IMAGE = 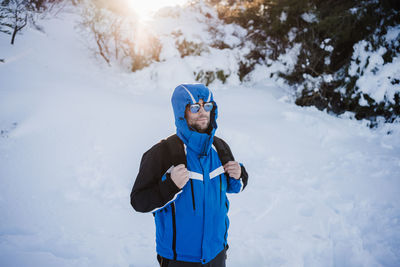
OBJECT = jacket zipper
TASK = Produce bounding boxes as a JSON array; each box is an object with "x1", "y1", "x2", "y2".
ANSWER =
[{"x1": 201, "y1": 137, "x2": 208, "y2": 156}]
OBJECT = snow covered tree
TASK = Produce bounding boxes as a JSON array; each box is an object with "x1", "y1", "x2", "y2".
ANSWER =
[
  {"x1": 78, "y1": 0, "x2": 161, "y2": 71},
  {"x1": 0, "y1": 0, "x2": 29, "y2": 44},
  {"x1": 213, "y1": 0, "x2": 400, "y2": 125},
  {"x1": 0, "y1": 0, "x2": 61, "y2": 44}
]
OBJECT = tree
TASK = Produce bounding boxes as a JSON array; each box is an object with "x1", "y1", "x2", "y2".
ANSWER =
[
  {"x1": 0, "y1": 0, "x2": 29, "y2": 44},
  {"x1": 78, "y1": 0, "x2": 161, "y2": 71},
  {"x1": 0, "y1": 0, "x2": 60, "y2": 44},
  {"x1": 214, "y1": 0, "x2": 400, "y2": 124}
]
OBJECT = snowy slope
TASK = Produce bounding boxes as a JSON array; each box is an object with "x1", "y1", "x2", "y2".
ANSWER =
[{"x1": 1, "y1": 7, "x2": 400, "y2": 267}]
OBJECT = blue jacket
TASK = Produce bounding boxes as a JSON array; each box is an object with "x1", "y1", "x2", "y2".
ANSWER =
[{"x1": 131, "y1": 84, "x2": 248, "y2": 263}]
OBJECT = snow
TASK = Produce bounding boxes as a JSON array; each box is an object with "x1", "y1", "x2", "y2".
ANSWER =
[
  {"x1": 324, "y1": 56, "x2": 331, "y2": 65},
  {"x1": 385, "y1": 25, "x2": 400, "y2": 43},
  {"x1": 1, "y1": 5, "x2": 400, "y2": 267},
  {"x1": 359, "y1": 95, "x2": 369, "y2": 106},
  {"x1": 349, "y1": 8, "x2": 358, "y2": 15},
  {"x1": 320, "y1": 38, "x2": 334, "y2": 52},
  {"x1": 288, "y1": 28, "x2": 297, "y2": 42},
  {"x1": 300, "y1": 12, "x2": 318, "y2": 23},
  {"x1": 349, "y1": 25, "x2": 400, "y2": 104},
  {"x1": 280, "y1": 11, "x2": 287, "y2": 23},
  {"x1": 247, "y1": 43, "x2": 302, "y2": 91},
  {"x1": 142, "y1": 2, "x2": 247, "y2": 86}
]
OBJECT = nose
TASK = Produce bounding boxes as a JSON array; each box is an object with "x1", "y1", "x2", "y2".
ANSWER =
[{"x1": 198, "y1": 105, "x2": 207, "y2": 114}]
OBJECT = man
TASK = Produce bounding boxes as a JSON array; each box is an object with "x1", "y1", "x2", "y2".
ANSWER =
[{"x1": 130, "y1": 83, "x2": 248, "y2": 266}]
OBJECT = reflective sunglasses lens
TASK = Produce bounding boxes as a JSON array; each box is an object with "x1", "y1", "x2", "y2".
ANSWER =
[
  {"x1": 204, "y1": 102, "x2": 213, "y2": 112},
  {"x1": 190, "y1": 104, "x2": 200, "y2": 113}
]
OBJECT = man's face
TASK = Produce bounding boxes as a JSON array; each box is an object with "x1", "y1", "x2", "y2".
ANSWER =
[{"x1": 185, "y1": 99, "x2": 211, "y2": 133}]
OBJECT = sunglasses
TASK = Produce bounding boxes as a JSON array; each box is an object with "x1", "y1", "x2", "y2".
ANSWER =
[{"x1": 189, "y1": 102, "x2": 214, "y2": 113}]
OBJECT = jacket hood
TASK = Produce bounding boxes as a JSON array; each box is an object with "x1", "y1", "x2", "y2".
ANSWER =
[{"x1": 171, "y1": 83, "x2": 218, "y2": 155}]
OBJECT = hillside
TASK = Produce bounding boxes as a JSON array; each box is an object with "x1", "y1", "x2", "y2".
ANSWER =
[{"x1": 1, "y1": 4, "x2": 400, "y2": 267}]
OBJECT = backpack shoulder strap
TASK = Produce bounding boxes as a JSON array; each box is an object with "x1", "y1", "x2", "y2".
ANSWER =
[
  {"x1": 163, "y1": 134, "x2": 234, "y2": 167},
  {"x1": 163, "y1": 134, "x2": 187, "y2": 167},
  {"x1": 213, "y1": 136, "x2": 235, "y2": 165}
]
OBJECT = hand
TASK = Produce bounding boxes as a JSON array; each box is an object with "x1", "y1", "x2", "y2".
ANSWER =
[
  {"x1": 170, "y1": 164, "x2": 189, "y2": 189},
  {"x1": 223, "y1": 161, "x2": 241, "y2": 180}
]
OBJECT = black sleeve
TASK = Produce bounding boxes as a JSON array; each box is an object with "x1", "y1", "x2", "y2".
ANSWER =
[
  {"x1": 217, "y1": 136, "x2": 249, "y2": 191},
  {"x1": 130, "y1": 142, "x2": 181, "y2": 213},
  {"x1": 240, "y1": 164, "x2": 249, "y2": 190}
]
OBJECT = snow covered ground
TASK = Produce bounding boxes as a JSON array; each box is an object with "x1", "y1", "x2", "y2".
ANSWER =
[{"x1": 1, "y1": 7, "x2": 400, "y2": 267}]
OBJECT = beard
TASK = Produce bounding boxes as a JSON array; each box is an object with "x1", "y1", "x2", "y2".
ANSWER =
[{"x1": 190, "y1": 117, "x2": 210, "y2": 133}]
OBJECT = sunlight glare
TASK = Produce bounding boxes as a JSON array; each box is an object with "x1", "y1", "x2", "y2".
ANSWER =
[{"x1": 128, "y1": 0, "x2": 189, "y2": 21}]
